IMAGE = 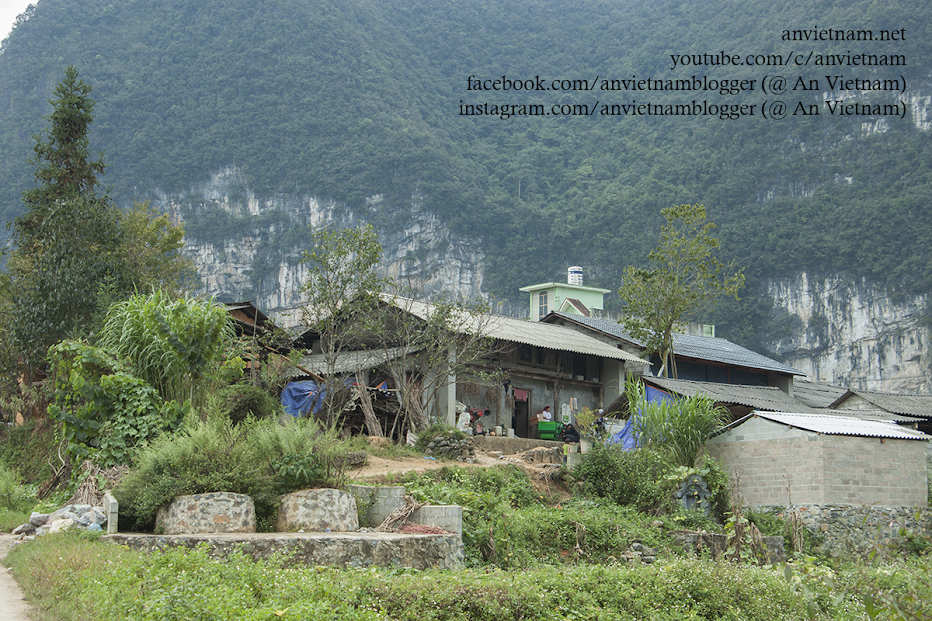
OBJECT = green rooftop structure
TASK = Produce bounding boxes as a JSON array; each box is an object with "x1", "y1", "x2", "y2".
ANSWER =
[{"x1": 520, "y1": 267, "x2": 610, "y2": 321}]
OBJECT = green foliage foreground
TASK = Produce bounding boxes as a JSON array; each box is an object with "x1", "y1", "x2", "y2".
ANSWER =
[{"x1": 2, "y1": 532, "x2": 863, "y2": 621}]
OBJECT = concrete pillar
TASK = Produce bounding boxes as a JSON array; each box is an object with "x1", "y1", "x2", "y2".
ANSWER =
[{"x1": 435, "y1": 345, "x2": 457, "y2": 426}]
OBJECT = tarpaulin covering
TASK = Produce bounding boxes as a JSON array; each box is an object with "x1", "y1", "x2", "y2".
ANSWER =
[
  {"x1": 281, "y1": 378, "x2": 355, "y2": 417},
  {"x1": 607, "y1": 384, "x2": 675, "y2": 450}
]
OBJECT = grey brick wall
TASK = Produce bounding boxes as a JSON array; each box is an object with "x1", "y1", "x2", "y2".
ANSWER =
[{"x1": 706, "y1": 416, "x2": 928, "y2": 507}]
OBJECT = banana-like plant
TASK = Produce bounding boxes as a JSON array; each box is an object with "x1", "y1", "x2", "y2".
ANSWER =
[{"x1": 98, "y1": 290, "x2": 236, "y2": 410}]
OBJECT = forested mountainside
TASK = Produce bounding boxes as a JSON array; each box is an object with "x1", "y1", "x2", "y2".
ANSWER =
[{"x1": 0, "y1": 0, "x2": 930, "y2": 387}]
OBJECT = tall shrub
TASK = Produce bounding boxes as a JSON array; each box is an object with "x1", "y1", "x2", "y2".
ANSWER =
[
  {"x1": 98, "y1": 291, "x2": 235, "y2": 410},
  {"x1": 625, "y1": 376, "x2": 727, "y2": 468}
]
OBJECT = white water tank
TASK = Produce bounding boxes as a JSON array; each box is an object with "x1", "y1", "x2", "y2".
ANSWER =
[{"x1": 568, "y1": 266, "x2": 583, "y2": 286}]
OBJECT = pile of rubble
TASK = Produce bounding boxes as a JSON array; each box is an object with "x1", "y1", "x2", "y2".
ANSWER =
[{"x1": 12, "y1": 504, "x2": 109, "y2": 540}]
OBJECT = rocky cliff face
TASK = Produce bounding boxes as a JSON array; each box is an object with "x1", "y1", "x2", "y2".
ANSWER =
[
  {"x1": 766, "y1": 273, "x2": 929, "y2": 393},
  {"x1": 151, "y1": 167, "x2": 487, "y2": 326}
]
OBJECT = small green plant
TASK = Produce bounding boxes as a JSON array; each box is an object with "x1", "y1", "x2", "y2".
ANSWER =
[
  {"x1": 577, "y1": 443, "x2": 679, "y2": 516},
  {"x1": 574, "y1": 406, "x2": 604, "y2": 440},
  {"x1": 271, "y1": 453, "x2": 324, "y2": 490}
]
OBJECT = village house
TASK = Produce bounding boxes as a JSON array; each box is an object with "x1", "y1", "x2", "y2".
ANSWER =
[{"x1": 705, "y1": 411, "x2": 929, "y2": 507}]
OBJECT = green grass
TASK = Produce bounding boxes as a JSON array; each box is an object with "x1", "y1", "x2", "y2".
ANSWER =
[{"x1": 5, "y1": 531, "x2": 854, "y2": 621}]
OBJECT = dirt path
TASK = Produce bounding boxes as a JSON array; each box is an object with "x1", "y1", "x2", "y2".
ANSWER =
[
  {"x1": 0, "y1": 534, "x2": 36, "y2": 621},
  {"x1": 347, "y1": 452, "x2": 504, "y2": 481}
]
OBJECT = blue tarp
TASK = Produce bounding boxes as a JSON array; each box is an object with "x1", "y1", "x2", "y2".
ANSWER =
[
  {"x1": 281, "y1": 378, "x2": 356, "y2": 417},
  {"x1": 606, "y1": 384, "x2": 675, "y2": 450}
]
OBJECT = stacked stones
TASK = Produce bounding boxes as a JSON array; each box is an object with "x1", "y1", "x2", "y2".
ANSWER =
[
  {"x1": 622, "y1": 542, "x2": 657, "y2": 564},
  {"x1": 12, "y1": 504, "x2": 108, "y2": 539},
  {"x1": 424, "y1": 435, "x2": 476, "y2": 461}
]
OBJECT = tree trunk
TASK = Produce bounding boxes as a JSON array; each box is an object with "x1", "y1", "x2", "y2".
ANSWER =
[{"x1": 355, "y1": 374, "x2": 384, "y2": 437}]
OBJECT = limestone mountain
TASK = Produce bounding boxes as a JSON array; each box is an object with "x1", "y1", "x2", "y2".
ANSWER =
[{"x1": 0, "y1": 0, "x2": 929, "y2": 389}]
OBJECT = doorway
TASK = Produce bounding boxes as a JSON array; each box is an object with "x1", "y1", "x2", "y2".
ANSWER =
[{"x1": 513, "y1": 388, "x2": 530, "y2": 438}]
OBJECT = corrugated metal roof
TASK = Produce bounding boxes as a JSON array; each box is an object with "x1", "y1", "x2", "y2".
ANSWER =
[
  {"x1": 818, "y1": 409, "x2": 926, "y2": 424},
  {"x1": 736, "y1": 411, "x2": 929, "y2": 441},
  {"x1": 792, "y1": 380, "x2": 850, "y2": 408},
  {"x1": 645, "y1": 377, "x2": 821, "y2": 413},
  {"x1": 299, "y1": 347, "x2": 415, "y2": 375},
  {"x1": 548, "y1": 312, "x2": 803, "y2": 375},
  {"x1": 831, "y1": 390, "x2": 932, "y2": 418},
  {"x1": 388, "y1": 297, "x2": 645, "y2": 364}
]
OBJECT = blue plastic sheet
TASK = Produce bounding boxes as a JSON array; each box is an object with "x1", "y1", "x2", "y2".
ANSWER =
[
  {"x1": 281, "y1": 378, "x2": 356, "y2": 417},
  {"x1": 606, "y1": 384, "x2": 674, "y2": 450}
]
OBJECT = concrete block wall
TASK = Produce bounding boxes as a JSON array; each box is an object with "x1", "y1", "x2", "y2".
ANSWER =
[
  {"x1": 706, "y1": 416, "x2": 929, "y2": 507},
  {"x1": 821, "y1": 435, "x2": 927, "y2": 506},
  {"x1": 348, "y1": 485, "x2": 463, "y2": 536},
  {"x1": 347, "y1": 485, "x2": 407, "y2": 527},
  {"x1": 411, "y1": 505, "x2": 463, "y2": 536},
  {"x1": 706, "y1": 416, "x2": 823, "y2": 506}
]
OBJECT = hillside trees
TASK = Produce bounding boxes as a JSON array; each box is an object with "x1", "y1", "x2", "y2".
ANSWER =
[{"x1": 618, "y1": 204, "x2": 745, "y2": 378}]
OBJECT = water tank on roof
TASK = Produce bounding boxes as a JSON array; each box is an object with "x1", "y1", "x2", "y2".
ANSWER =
[{"x1": 568, "y1": 266, "x2": 583, "y2": 286}]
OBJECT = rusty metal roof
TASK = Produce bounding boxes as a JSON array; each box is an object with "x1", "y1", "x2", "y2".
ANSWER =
[{"x1": 739, "y1": 411, "x2": 930, "y2": 441}]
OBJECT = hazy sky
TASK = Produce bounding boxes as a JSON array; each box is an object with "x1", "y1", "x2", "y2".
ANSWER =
[{"x1": 1, "y1": 1, "x2": 34, "y2": 44}]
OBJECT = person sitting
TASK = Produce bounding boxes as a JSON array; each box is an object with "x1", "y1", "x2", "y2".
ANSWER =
[{"x1": 561, "y1": 422, "x2": 580, "y2": 443}]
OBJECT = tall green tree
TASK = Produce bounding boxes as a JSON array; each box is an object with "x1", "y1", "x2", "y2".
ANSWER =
[
  {"x1": 8, "y1": 65, "x2": 119, "y2": 368},
  {"x1": 618, "y1": 204, "x2": 745, "y2": 378},
  {"x1": 4, "y1": 67, "x2": 195, "y2": 373},
  {"x1": 299, "y1": 223, "x2": 387, "y2": 425}
]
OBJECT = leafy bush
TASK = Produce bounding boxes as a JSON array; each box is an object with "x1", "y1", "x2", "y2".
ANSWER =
[
  {"x1": 115, "y1": 410, "x2": 352, "y2": 531},
  {"x1": 217, "y1": 383, "x2": 281, "y2": 425},
  {"x1": 47, "y1": 340, "x2": 188, "y2": 468},
  {"x1": 496, "y1": 499, "x2": 671, "y2": 567},
  {"x1": 625, "y1": 375, "x2": 727, "y2": 468},
  {"x1": 0, "y1": 419, "x2": 59, "y2": 485},
  {"x1": 98, "y1": 290, "x2": 236, "y2": 410},
  {"x1": 0, "y1": 463, "x2": 35, "y2": 513},
  {"x1": 402, "y1": 465, "x2": 544, "y2": 566},
  {"x1": 115, "y1": 411, "x2": 279, "y2": 531},
  {"x1": 578, "y1": 443, "x2": 679, "y2": 516}
]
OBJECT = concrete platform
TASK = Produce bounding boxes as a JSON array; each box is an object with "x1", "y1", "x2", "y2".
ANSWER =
[{"x1": 103, "y1": 531, "x2": 465, "y2": 570}]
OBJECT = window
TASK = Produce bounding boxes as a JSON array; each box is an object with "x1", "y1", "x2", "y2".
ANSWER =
[{"x1": 538, "y1": 292, "x2": 548, "y2": 319}]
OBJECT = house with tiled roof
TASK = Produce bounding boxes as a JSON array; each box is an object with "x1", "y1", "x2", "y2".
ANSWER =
[
  {"x1": 828, "y1": 389, "x2": 932, "y2": 435},
  {"x1": 542, "y1": 311, "x2": 804, "y2": 395}
]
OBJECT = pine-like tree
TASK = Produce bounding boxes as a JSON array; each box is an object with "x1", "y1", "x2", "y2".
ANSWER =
[{"x1": 7, "y1": 66, "x2": 120, "y2": 368}]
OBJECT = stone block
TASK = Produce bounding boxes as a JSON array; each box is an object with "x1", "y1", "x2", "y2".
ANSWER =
[
  {"x1": 348, "y1": 485, "x2": 406, "y2": 527},
  {"x1": 278, "y1": 488, "x2": 358, "y2": 532},
  {"x1": 103, "y1": 491, "x2": 119, "y2": 535},
  {"x1": 156, "y1": 492, "x2": 255, "y2": 535}
]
